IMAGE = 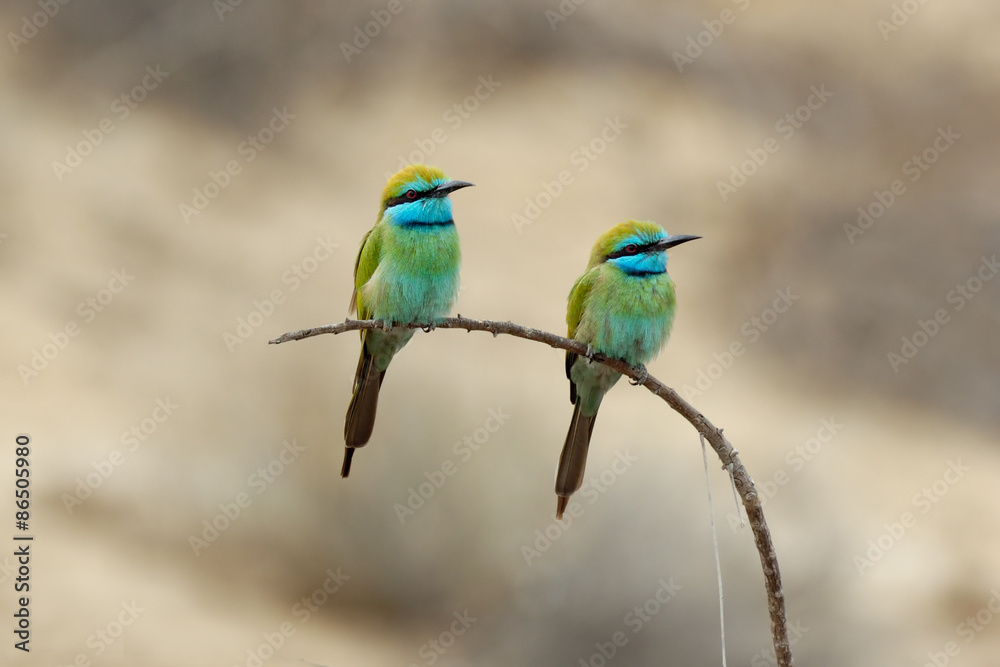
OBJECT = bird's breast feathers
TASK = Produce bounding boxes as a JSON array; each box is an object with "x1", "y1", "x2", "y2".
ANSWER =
[
  {"x1": 575, "y1": 268, "x2": 676, "y2": 366},
  {"x1": 359, "y1": 223, "x2": 460, "y2": 323}
]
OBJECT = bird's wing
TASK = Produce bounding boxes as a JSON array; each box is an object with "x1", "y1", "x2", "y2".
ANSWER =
[
  {"x1": 565, "y1": 268, "x2": 597, "y2": 404},
  {"x1": 349, "y1": 226, "x2": 381, "y2": 320}
]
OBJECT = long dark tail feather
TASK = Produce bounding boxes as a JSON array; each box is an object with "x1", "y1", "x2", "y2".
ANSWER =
[
  {"x1": 340, "y1": 448, "x2": 355, "y2": 478},
  {"x1": 555, "y1": 402, "x2": 598, "y2": 519},
  {"x1": 342, "y1": 346, "x2": 386, "y2": 477}
]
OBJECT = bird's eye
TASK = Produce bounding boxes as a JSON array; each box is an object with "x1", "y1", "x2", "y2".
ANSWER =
[
  {"x1": 624, "y1": 244, "x2": 638, "y2": 254},
  {"x1": 405, "y1": 189, "x2": 417, "y2": 200}
]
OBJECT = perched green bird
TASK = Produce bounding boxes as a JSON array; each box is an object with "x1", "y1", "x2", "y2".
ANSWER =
[
  {"x1": 342, "y1": 164, "x2": 473, "y2": 477},
  {"x1": 556, "y1": 220, "x2": 699, "y2": 518}
]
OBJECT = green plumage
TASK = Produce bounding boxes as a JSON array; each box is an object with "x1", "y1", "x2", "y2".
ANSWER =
[
  {"x1": 556, "y1": 220, "x2": 697, "y2": 517},
  {"x1": 342, "y1": 165, "x2": 471, "y2": 477},
  {"x1": 566, "y1": 264, "x2": 676, "y2": 414}
]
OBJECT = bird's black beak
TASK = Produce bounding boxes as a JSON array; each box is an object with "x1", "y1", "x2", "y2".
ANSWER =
[
  {"x1": 429, "y1": 180, "x2": 475, "y2": 198},
  {"x1": 654, "y1": 234, "x2": 701, "y2": 251}
]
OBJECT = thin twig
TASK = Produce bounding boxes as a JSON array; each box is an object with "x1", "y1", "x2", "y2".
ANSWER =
[{"x1": 270, "y1": 317, "x2": 794, "y2": 667}]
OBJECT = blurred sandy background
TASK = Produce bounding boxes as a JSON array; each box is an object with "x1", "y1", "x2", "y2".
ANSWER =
[{"x1": 2, "y1": 1, "x2": 1000, "y2": 665}]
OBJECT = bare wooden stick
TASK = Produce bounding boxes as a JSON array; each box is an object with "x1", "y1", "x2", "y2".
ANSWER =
[{"x1": 270, "y1": 316, "x2": 793, "y2": 666}]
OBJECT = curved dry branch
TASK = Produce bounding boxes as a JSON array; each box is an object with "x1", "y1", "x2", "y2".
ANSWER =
[{"x1": 271, "y1": 316, "x2": 793, "y2": 666}]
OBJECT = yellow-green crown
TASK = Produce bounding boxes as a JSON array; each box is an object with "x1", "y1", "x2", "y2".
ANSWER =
[
  {"x1": 381, "y1": 164, "x2": 447, "y2": 205},
  {"x1": 589, "y1": 220, "x2": 665, "y2": 267}
]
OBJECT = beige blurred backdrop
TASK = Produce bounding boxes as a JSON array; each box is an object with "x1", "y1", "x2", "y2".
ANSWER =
[{"x1": 2, "y1": 1, "x2": 1000, "y2": 665}]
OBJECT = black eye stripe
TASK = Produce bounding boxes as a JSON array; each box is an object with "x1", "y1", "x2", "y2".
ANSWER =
[
  {"x1": 605, "y1": 241, "x2": 659, "y2": 260},
  {"x1": 386, "y1": 188, "x2": 429, "y2": 208}
]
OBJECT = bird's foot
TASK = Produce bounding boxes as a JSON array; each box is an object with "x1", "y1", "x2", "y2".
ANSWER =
[
  {"x1": 421, "y1": 322, "x2": 435, "y2": 333},
  {"x1": 629, "y1": 365, "x2": 648, "y2": 386}
]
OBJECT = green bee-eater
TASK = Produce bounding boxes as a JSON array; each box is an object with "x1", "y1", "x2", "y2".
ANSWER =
[
  {"x1": 342, "y1": 165, "x2": 473, "y2": 477},
  {"x1": 556, "y1": 220, "x2": 700, "y2": 518}
]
